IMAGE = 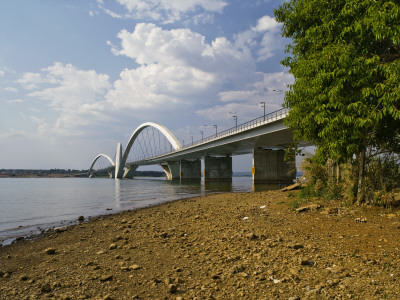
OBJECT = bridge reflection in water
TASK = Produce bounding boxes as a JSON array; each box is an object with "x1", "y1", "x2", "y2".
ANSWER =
[{"x1": 89, "y1": 108, "x2": 302, "y2": 185}]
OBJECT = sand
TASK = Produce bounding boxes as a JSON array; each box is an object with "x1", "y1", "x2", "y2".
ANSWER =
[{"x1": 1, "y1": 190, "x2": 400, "y2": 299}]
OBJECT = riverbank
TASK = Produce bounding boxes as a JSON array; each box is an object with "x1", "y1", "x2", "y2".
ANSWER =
[{"x1": 1, "y1": 190, "x2": 400, "y2": 299}]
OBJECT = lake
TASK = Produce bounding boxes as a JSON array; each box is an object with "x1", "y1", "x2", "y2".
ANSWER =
[{"x1": 0, "y1": 177, "x2": 279, "y2": 245}]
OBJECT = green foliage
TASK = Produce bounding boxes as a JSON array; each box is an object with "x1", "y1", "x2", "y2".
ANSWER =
[
  {"x1": 299, "y1": 153, "x2": 400, "y2": 205},
  {"x1": 274, "y1": 1, "x2": 400, "y2": 166},
  {"x1": 290, "y1": 198, "x2": 302, "y2": 209}
]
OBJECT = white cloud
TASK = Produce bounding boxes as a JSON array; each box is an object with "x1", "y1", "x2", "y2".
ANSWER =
[
  {"x1": 2, "y1": 87, "x2": 18, "y2": 93},
  {"x1": 111, "y1": 23, "x2": 256, "y2": 85},
  {"x1": 19, "y1": 62, "x2": 111, "y2": 108},
  {"x1": 13, "y1": 16, "x2": 288, "y2": 142},
  {"x1": 198, "y1": 71, "x2": 294, "y2": 122},
  {"x1": 17, "y1": 72, "x2": 47, "y2": 90},
  {"x1": 15, "y1": 63, "x2": 112, "y2": 138},
  {"x1": 7, "y1": 99, "x2": 23, "y2": 104},
  {"x1": 234, "y1": 15, "x2": 282, "y2": 62},
  {"x1": 252, "y1": 15, "x2": 280, "y2": 32},
  {"x1": 0, "y1": 70, "x2": 5, "y2": 77},
  {"x1": 113, "y1": 0, "x2": 228, "y2": 23},
  {"x1": 106, "y1": 64, "x2": 216, "y2": 109},
  {"x1": 219, "y1": 72, "x2": 293, "y2": 103}
]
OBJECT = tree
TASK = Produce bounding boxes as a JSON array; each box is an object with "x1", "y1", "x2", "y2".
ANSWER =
[{"x1": 274, "y1": 0, "x2": 400, "y2": 201}]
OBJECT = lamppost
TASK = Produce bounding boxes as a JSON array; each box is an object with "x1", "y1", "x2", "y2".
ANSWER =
[
  {"x1": 272, "y1": 89, "x2": 283, "y2": 108},
  {"x1": 200, "y1": 131, "x2": 203, "y2": 140},
  {"x1": 260, "y1": 101, "x2": 265, "y2": 121},
  {"x1": 229, "y1": 111, "x2": 237, "y2": 128},
  {"x1": 232, "y1": 115, "x2": 237, "y2": 127},
  {"x1": 204, "y1": 124, "x2": 217, "y2": 136},
  {"x1": 190, "y1": 136, "x2": 193, "y2": 145},
  {"x1": 182, "y1": 139, "x2": 185, "y2": 146}
]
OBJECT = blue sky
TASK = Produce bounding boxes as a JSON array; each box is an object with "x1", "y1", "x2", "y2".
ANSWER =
[{"x1": 0, "y1": 0, "x2": 292, "y2": 171}]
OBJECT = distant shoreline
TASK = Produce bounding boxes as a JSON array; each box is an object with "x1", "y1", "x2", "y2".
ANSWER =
[{"x1": 0, "y1": 169, "x2": 165, "y2": 178}]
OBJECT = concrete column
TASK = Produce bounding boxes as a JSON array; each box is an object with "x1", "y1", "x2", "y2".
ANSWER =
[
  {"x1": 160, "y1": 162, "x2": 180, "y2": 180},
  {"x1": 180, "y1": 159, "x2": 201, "y2": 180},
  {"x1": 115, "y1": 142, "x2": 123, "y2": 179},
  {"x1": 204, "y1": 156, "x2": 232, "y2": 181},
  {"x1": 123, "y1": 165, "x2": 137, "y2": 178},
  {"x1": 253, "y1": 148, "x2": 296, "y2": 184}
]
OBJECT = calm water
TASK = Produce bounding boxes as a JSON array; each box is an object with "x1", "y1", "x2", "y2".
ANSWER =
[{"x1": 0, "y1": 177, "x2": 278, "y2": 244}]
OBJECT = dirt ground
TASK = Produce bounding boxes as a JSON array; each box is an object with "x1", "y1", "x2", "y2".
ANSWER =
[{"x1": 1, "y1": 189, "x2": 400, "y2": 299}]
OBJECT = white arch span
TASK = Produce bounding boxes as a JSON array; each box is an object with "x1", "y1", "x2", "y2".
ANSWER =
[
  {"x1": 116, "y1": 122, "x2": 182, "y2": 178},
  {"x1": 88, "y1": 154, "x2": 115, "y2": 177}
]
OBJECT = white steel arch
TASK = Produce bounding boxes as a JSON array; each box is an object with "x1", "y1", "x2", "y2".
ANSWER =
[
  {"x1": 88, "y1": 154, "x2": 115, "y2": 176},
  {"x1": 116, "y1": 122, "x2": 182, "y2": 178}
]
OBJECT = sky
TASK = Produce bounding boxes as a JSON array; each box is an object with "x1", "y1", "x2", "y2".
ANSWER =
[{"x1": 0, "y1": 0, "x2": 293, "y2": 171}]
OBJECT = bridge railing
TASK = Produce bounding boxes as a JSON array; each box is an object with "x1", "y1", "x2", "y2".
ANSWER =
[
  {"x1": 127, "y1": 108, "x2": 288, "y2": 165},
  {"x1": 194, "y1": 107, "x2": 289, "y2": 146}
]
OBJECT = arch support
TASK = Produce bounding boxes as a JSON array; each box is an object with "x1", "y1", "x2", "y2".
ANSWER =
[
  {"x1": 115, "y1": 143, "x2": 123, "y2": 179},
  {"x1": 88, "y1": 154, "x2": 115, "y2": 177},
  {"x1": 116, "y1": 122, "x2": 182, "y2": 179}
]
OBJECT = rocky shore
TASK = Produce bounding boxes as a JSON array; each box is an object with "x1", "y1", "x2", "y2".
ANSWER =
[{"x1": 1, "y1": 190, "x2": 400, "y2": 299}]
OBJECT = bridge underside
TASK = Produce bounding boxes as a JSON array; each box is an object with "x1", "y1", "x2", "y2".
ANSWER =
[
  {"x1": 124, "y1": 148, "x2": 295, "y2": 184},
  {"x1": 111, "y1": 115, "x2": 306, "y2": 184}
]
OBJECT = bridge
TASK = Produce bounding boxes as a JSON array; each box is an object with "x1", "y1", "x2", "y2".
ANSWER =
[{"x1": 88, "y1": 108, "x2": 297, "y2": 184}]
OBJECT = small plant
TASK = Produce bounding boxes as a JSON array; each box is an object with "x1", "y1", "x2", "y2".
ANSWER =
[{"x1": 290, "y1": 199, "x2": 301, "y2": 209}]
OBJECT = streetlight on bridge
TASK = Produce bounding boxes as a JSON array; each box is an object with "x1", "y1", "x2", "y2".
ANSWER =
[
  {"x1": 229, "y1": 111, "x2": 237, "y2": 128},
  {"x1": 232, "y1": 115, "x2": 237, "y2": 127},
  {"x1": 260, "y1": 102, "x2": 266, "y2": 121},
  {"x1": 204, "y1": 124, "x2": 218, "y2": 136},
  {"x1": 200, "y1": 131, "x2": 203, "y2": 141},
  {"x1": 272, "y1": 89, "x2": 284, "y2": 108}
]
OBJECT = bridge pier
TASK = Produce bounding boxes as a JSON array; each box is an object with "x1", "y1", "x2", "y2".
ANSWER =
[
  {"x1": 252, "y1": 148, "x2": 296, "y2": 184},
  {"x1": 161, "y1": 160, "x2": 201, "y2": 180},
  {"x1": 123, "y1": 165, "x2": 137, "y2": 178},
  {"x1": 204, "y1": 156, "x2": 232, "y2": 181},
  {"x1": 160, "y1": 162, "x2": 180, "y2": 180},
  {"x1": 180, "y1": 159, "x2": 201, "y2": 180}
]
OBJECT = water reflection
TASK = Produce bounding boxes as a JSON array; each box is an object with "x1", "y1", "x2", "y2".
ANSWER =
[
  {"x1": 204, "y1": 181, "x2": 233, "y2": 193},
  {"x1": 252, "y1": 183, "x2": 281, "y2": 192}
]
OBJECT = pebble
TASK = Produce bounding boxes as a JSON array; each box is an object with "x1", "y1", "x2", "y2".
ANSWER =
[
  {"x1": 20, "y1": 275, "x2": 29, "y2": 281},
  {"x1": 100, "y1": 275, "x2": 113, "y2": 282},
  {"x1": 130, "y1": 264, "x2": 141, "y2": 270},
  {"x1": 169, "y1": 284, "x2": 178, "y2": 294},
  {"x1": 109, "y1": 243, "x2": 117, "y2": 250},
  {"x1": 246, "y1": 233, "x2": 258, "y2": 240},
  {"x1": 296, "y1": 204, "x2": 322, "y2": 213},
  {"x1": 44, "y1": 248, "x2": 56, "y2": 255},
  {"x1": 77, "y1": 216, "x2": 85, "y2": 222},
  {"x1": 160, "y1": 232, "x2": 168, "y2": 238},
  {"x1": 41, "y1": 283, "x2": 52, "y2": 293}
]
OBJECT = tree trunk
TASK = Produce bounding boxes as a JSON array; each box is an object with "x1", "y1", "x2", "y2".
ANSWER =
[
  {"x1": 336, "y1": 162, "x2": 340, "y2": 184},
  {"x1": 357, "y1": 149, "x2": 366, "y2": 203}
]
